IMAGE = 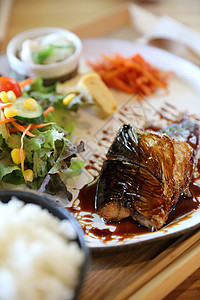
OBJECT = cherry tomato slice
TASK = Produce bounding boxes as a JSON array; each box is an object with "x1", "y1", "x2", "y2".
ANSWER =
[{"x1": 0, "y1": 77, "x2": 22, "y2": 97}]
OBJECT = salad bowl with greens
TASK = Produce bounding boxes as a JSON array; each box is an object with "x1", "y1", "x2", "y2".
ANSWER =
[{"x1": 0, "y1": 76, "x2": 86, "y2": 199}]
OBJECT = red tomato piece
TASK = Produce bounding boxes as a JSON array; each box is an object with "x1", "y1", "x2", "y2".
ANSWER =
[{"x1": 0, "y1": 77, "x2": 22, "y2": 97}]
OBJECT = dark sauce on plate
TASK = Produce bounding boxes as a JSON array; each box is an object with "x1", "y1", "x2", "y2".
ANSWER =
[
  {"x1": 69, "y1": 104, "x2": 200, "y2": 242},
  {"x1": 73, "y1": 172, "x2": 200, "y2": 242}
]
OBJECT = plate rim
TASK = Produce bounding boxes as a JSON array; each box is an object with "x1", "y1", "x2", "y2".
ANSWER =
[
  {"x1": 78, "y1": 38, "x2": 200, "y2": 249},
  {"x1": 1, "y1": 37, "x2": 200, "y2": 250}
]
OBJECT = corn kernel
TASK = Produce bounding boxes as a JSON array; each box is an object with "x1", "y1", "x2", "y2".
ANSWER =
[
  {"x1": 11, "y1": 149, "x2": 21, "y2": 165},
  {"x1": 63, "y1": 93, "x2": 76, "y2": 106},
  {"x1": 24, "y1": 98, "x2": 38, "y2": 111},
  {"x1": 24, "y1": 169, "x2": 34, "y2": 182},
  {"x1": 0, "y1": 91, "x2": 9, "y2": 103},
  {"x1": 4, "y1": 108, "x2": 18, "y2": 118},
  {"x1": 7, "y1": 90, "x2": 16, "y2": 102}
]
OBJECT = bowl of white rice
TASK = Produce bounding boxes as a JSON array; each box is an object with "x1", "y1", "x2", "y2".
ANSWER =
[{"x1": 0, "y1": 190, "x2": 89, "y2": 300}]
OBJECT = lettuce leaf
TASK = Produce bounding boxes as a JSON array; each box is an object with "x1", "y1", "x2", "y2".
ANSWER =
[
  {"x1": 62, "y1": 159, "x2": 85, "y2": 179},
  {"x1": 22, "y1": 76, "x2": 93, "y2": 114},
  {"x1": 0, "y1": 76, "x2": 85, "y2": 198},
  {"x1": 0, "y1": 166, "x2": 24, "y2": 185},
  {"x1": 23, "y1": 76, "x2": 56, "y2": 94},
  {"x1": 0, "y1": 148, "x2": 24, "y2": 184}
]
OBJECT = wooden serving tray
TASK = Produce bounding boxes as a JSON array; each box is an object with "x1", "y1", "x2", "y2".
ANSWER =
[
  {"x1": 79, "y1": 229, "x2": 200, "y2": 300},
  {"x1": 0, "y1": 0, "x2": 13, "y2": 53},
  {"x1": 70, "y1": 4, "x2": 200, "y2": 300},
  {"x1": 71, "y1": 3, "x2": 156, "y2": 42}
]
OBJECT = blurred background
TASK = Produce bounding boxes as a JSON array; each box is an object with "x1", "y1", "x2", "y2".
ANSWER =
[
  {"x1": 0, "y1": 0, "x2": 200, "y2": 54},
  {"x1": 0, "y1": 1, "x2": 200, "y2": 299}
]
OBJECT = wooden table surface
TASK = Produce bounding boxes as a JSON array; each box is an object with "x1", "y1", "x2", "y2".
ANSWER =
[{"x1": 1, "y1": 0, "x2": 200, "y2": 299}]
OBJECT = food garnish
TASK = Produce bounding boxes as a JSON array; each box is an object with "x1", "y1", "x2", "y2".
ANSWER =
[
  {"x1": 23, "y1": 76, "x2": 93, "y2": 114},
  {"x1": 0, "y1": 77, "x2": 22, "y2": 97},
  {"x1": 95, "y1": 121, "x2": 199, "y2": 231},
  {"x1": 0, "y1": 76, "x2": 84, "y2": 197},
  {"x1": 77, "y1": 72, "x2": 117, "y2": 119},
  {"x1": 32, "y1": 44, "x2": 76, "y2": 64},
  {"x1": 19, "y1": 33, "x2": 76, "y2": 65},
  {"x1": 19, "y1": 77, "x2": 35, "y2": 89},
  {"x1": 87, "y1": 53, "x2": 170, "y2": 98},
  {"x1": 57, "y1": 72, "x2": 118, "y2": 119}
]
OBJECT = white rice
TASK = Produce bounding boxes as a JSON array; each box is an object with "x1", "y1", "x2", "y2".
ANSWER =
[{"x1": 0, "y1": 197, "x2": 84, "y2": 300}]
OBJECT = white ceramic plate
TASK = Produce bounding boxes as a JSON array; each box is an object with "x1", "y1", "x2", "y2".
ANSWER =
[
  {"x1": 67, "y1": 38, "x2": 200, "y2": 249},
  {"x1": 1, "y1": 38, "x2": 200, "y2": 249}
]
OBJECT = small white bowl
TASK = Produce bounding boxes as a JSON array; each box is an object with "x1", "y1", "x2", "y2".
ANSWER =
[
  {"x1": 6, "y1": 27, "x2": 82, "y2": 83},
  {"x1": 0, "y1": 190, "x2": 89, "y2": 300}
]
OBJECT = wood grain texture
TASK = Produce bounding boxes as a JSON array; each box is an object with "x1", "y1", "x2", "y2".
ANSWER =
[
  {"x1": 0, "y1": 0, "x2": 13, "y2": 51},
  {"x1": 78, "y1": 238, "x2": 177, "y2": 300},
  {"x1": 2, "y1": 0, "x2": 200, "y2": 53},
  {"x1": 165, "y1": 269, "x2": 200, "y2": 300},
  {"x1": 78, "y1": 230, "x2": 200, "y2": 300}
]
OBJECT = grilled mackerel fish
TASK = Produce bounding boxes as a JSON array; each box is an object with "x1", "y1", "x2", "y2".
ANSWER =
[{"x1": 95, "y1": 121, "x2": 200, "y2": 231}]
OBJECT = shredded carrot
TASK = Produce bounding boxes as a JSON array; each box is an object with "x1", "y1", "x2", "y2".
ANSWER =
[
  {"x1": 19, "y1": 78, "x2": 35, "y2": 89},
  {"x1": 109, "y1": 77, "x2": 134, "y2": 94},
  {"x1": 5, "y1": 123, "x2": 19, "y2": 144},
  {"x1": 5, "y1": 123, "x2": 10, "y2": 136},
  {"x1": 20, "y1": 124, "x2": 32, "y2": 182},
  {"x1": 87, "y1": 53, "x2": 171, "y2": 98},
  {"x1": 11, "y1": 121, "x2": 35, "y2": 137},
  {"x1": 0, "y1": 103, "x2": 13, "y2": 108},
  {"x1": 10, "y1": 122, "x2": 54, "y2": 133},
  {"x1": 30, "y1": 122, "x2": 55, "y2": 129},
  {"x1": 0, "y1": 103, "x2": 13, "y2": 122},
  {"x1": 0, "y1": 117, "x2": 16, "y2": 125},
  {"x1": 43, "y1": 106, "x2": 54, "y2": 116},
  {"x1": 10, "y1": 127, "x2": 19, "y2": 133}
]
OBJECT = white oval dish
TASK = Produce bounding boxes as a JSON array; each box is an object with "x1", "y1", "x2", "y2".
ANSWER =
[
  {"x1": 6, "y1": 27, "x2": 82, "y2": 81},
  {"x1": 2, "y1": 38, "x2": 200, "y2": 250},
  {"x1": 68, "y1": 38, "x2": 200, "y2": 249}
]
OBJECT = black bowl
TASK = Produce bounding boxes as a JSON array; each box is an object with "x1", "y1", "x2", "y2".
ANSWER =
[{"x1": 0, "y1": 189, "x2": 89, "y2": 300}]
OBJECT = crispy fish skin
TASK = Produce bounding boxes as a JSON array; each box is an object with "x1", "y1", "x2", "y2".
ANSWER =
[
  {"x1": 161, "y1": 120, "x2": 200, "y2": 197},
  {"x1": 95, "y1": 122, "x2": 199, "y2": 231}
]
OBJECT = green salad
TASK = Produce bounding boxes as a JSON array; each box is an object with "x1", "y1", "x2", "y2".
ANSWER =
[{"x1": 0, "y1": 76, "x2": 87, "y2": 199}]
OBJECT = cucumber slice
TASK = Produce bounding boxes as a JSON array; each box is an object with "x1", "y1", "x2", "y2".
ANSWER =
[{"x1": 12, "y1": 97, "x2": 44, "y2": 124}]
